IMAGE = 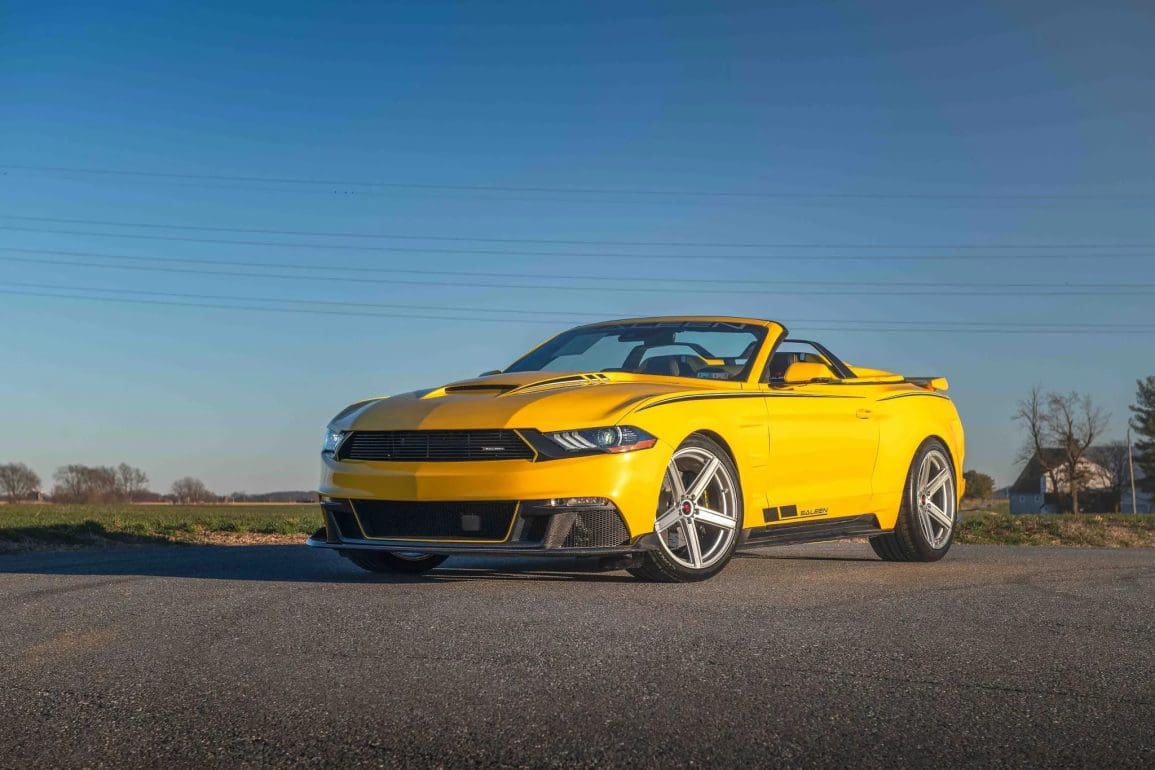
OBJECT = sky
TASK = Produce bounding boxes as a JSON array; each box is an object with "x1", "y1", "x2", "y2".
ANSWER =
[{"x1": 1, "y1": 0, "x2": 1153, "y2": 494}]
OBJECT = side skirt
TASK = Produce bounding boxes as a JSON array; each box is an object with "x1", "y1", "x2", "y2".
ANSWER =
[{"x1": 738, "y1": 514, "x2": 887, "y2": 549}]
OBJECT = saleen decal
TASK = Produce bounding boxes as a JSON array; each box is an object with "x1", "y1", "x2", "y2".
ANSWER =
[{"x1": 763, "y1": 504, "x2": 827, "y2": 522}]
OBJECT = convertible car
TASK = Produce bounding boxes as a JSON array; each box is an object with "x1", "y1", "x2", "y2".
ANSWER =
[{"x1": 309, "y1": 316, "x2": 965, "y2": 581}]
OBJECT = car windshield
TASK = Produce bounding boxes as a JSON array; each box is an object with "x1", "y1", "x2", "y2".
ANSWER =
[{"x1": 505, "y1": 321, "x2": 767, "y2": 381}]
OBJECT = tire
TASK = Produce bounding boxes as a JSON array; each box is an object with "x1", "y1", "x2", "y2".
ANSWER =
[
  {"x1": 341, "y1": 550, "x2": 449, "y2": 574},
  {"x1": 870, "y1": 438, "x2": 958, "y2": 562},
  {"x1": 628, "y1": 434, "x2": 743, "y2": 582}
]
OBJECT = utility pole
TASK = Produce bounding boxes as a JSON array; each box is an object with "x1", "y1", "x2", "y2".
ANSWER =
[{"x1": 1127, "y1": 427, "x2": 1138, "y2": 515}]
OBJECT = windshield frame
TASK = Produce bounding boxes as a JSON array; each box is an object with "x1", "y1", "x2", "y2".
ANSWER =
[{"x1": 505, "y1": 320, "x2": 772, "y2": 382}]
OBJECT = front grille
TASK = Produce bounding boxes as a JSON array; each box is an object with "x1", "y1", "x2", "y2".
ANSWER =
[
  {"x1": 338, "y1": 430, "x2": 534, "y2": 462},
  {"x1": 562, "y1": 509, "x2": 631, "y2": 548},
  {"x1": 350, "y1": 499, "x2": 517, "y2": 540}
]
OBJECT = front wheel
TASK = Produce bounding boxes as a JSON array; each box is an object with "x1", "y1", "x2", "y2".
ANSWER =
[
  {"x1": 628, "y1": 434, "x2": 743, "y2": 582},
  {"x1": 341, "y1": 550, "x2": 449, "y2": 574},
  {"x1": 870, "y1": 438, "x2": 958, "y2": 562}
]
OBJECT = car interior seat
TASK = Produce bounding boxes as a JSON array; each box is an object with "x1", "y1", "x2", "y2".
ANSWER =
[{"x1": 638, "y1": 354, "x2": 699, "y2": 377}]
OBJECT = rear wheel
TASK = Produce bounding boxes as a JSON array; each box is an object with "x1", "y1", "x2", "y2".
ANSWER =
[
  {"x1": 341, "y1": 550, "x2": 448, "y2": 574},
  {"x1": 628, "y1": 434, "x2": 743, "y2": 582},
  {"x1": 870, "y1": 438, "x2": 957, "y2": 562}
]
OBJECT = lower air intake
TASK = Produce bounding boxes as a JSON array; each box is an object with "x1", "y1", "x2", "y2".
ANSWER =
[
  {"x1": 562, "y1": 509, "x2": 631, "y2": 548},
  {"x1": 350, "y1": 500, "x2": 516, "y2": 541}
]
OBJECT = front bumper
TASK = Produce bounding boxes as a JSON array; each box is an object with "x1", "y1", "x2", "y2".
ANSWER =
[
  {"x1": 319, "y1": 442, "x2": 671, "y2": 539},
  {"x1": 307, "y1": 498, "x2": 661, "y2": 557}
]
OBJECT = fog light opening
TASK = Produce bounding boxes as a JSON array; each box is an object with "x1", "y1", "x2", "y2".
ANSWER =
[{"x1": 545, "y1": 496, "x2": 614, "y2": 509}]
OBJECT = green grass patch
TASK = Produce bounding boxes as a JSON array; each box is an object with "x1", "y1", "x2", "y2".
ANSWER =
[
  {"x1": 957, "y1": 512, "x2": 1155, "y2": 547},
  {"x1": 0, "y1": 503, "x2": 321, "y2": 550}
]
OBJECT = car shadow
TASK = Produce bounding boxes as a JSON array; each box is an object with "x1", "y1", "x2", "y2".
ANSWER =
[
  {"x1": 733, "y1": 546, "x2": 881, "y2": 563},
  {"x1": 0, "y1": 544, "x2": 641, "y2": 584}
]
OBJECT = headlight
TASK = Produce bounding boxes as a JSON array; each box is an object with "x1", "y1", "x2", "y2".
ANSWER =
[
  {"x1": 543, "y1": 425, "x2": 657, "y2": 455},
  {"x1": 321, "y1": 428, "x2": 347, "y2": 457}
]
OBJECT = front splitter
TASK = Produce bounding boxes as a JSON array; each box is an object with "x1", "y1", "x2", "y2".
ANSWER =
[{"x1": 306, "y1": 533, "x2": 660, "y2": 558}]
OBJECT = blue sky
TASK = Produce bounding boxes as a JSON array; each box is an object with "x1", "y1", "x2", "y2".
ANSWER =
[{"x1": 1, "y1": 0, "x2": 1153, "y2": 493}]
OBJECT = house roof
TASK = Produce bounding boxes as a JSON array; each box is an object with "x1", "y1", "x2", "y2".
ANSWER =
[{"x1": 1010, "y1": 448, "x2": 1114, "y2": 493}]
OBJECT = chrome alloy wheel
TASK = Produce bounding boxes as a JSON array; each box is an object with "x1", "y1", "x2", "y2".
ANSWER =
[
  {"x1": 915, "y1": 448, "x2": 955, "y2": 549},
  {"x1": 655, "y1": 446, "x2": 740, "y2": 570}
]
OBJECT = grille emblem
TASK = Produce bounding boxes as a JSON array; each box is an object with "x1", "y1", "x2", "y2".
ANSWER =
[{"x1": 479, "y1": 446, "x2": 505, "y2": 452}]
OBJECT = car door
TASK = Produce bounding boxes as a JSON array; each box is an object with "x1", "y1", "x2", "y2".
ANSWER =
[{"x1": 757, "y1": 379, "x2": 879, "y2": 523}]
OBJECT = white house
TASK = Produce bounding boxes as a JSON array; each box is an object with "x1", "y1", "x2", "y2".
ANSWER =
[{"x1": 1009, "y1": 449, "x2": 1114, "y2": 514}]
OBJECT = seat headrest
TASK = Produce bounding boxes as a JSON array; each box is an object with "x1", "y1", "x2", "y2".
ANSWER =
[
  {"x1": 782, "y1": 360, "x2": 836, "y2": 383},
  {"x1": 639, "y1": 355, "x2": 696, "y2": 377}
]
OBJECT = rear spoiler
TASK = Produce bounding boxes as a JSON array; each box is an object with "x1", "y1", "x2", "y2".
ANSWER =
[{"x1": 906, "y1": 376, "x2": 949, "y2": 392}]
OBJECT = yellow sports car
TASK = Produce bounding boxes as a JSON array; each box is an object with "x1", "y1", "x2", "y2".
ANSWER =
[{"x1": 309, "y1": 316, "x2": 965, "y2": 581}]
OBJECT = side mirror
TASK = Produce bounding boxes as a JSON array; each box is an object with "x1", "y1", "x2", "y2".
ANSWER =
[
  {"x1": 478, "y1": 369, "x2": 502, "y2": 377},
  {"x1": 781, "y1": 360, "x2": 836, "y2": 385}
]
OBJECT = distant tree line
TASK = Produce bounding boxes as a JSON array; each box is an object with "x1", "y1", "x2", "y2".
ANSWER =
[
  {"x1": 0, "y1": 462, "x2": 40, "y2": 502},
  {"x1": 227, "y1": 490, "x2": 318, "y2": 503},
  {"x1": 52, "y1": 463, "x2": 157, "y2": 504},
  {"x1": 0, "y1": 462, "x2": 223, "y2": 504},
  {"x1": 0, "y1": 462, "x2": 316, "y2": 505}
]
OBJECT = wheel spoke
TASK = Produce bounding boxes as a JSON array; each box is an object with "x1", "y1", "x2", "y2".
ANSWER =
[
  {"x1": 918, "y1": 458, "x2": 932, "y2": 489},
  {"x1": 685, "y1": 457, "x2": 720, "y2": 502},
  {"x1": 655, "y1": 506, "x2": 682, "y2": 534},
  {"x1": 694, "y1": 507, "x2": 735, "y2": 530},
  {"x1": 925, "y1": 501, "x2": 953, "y2": 530},
  {"x1": 918, "y1": 508, "x2": 935, "y2": 543},
  {"x1": 665, "y1": 462, "x2": 686, "y2": 499},
  {"x1": 681, "y1": 520, "x2": 703, "y2": 567},
  {"x1": 925, "y1": 467, "x2": 951, "y2": 496}
]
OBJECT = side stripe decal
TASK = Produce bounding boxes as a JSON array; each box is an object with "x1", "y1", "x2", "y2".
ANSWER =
[
  {"x1": 879, "y1": 392, "x2": 951, "y2": 402},
  {"x1": 639, "y1": 392, "x2": 861, "y2": 411}
]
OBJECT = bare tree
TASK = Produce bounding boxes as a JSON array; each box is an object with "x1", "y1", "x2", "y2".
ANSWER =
[
  {"x1": 171, "y1": 477, "x2": 215, "y2": 504},
  {"x1": 0, "y1": 462, "x2": 41, "y2": 502},
  {"x1": 115, "y1": 463, "x2": 150, "y2": 502},
  {"x1": 52, "y1": 464, "x2": 121, "y2": 504},
  {"x1": 1014, "y1": 387, "x2": 1110, "y2": 513},
  {"x1": 1014, "y1": 386, "x2": 1062, "y2": 501}
]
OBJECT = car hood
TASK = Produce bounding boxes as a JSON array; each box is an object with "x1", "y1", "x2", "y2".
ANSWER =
[{"x1": 330, "y1": 371, "x2": 736, "y2": 432}]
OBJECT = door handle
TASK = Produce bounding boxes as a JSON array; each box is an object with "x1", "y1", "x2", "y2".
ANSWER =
[{"x1": 856, "y1": 408, "x2": 873, "y2": 420}]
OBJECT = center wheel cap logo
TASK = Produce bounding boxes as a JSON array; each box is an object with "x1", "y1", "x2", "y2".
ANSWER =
[{"x1": 680, "y1": 500, "x2": 694, "y2": 516}]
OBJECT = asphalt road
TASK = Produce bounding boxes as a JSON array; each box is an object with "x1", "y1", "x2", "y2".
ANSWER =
[{"x1": 1, "y1": 543, "x2": 1152, "y2": 768}]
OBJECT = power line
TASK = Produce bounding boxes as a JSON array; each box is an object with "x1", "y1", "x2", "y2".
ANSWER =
[
  {"x1": 2, "y1": 251, "x2": 1155, "y2": 297},
  {"x1": 3, "y1": 213, "x2": 1154, "y2": 251},
  {"x1": 5, "y1": 279, "x2": 1155, "y2": 331},
  {"x1": 0, "y1": 286, "x2": 582, "y2": 325},
  {"x1": 4, "y1": 224, "x2": 1155, "y2": 263},
  {"x1": 4, "y1": 164, "x2": 1154, "y2": 201},
  {"x1": 0, "y1": 280, "x2": 604, "y2": 318},
  {"x1": 2, "y1": 285, "x2": 1153, "y2": 334},
  {"x1": 2, "y1": 246, "x2": 1153, "y2": 292},
  {"x1": 2, "y1": 253, "x2": 1154, "y2": 297}
]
